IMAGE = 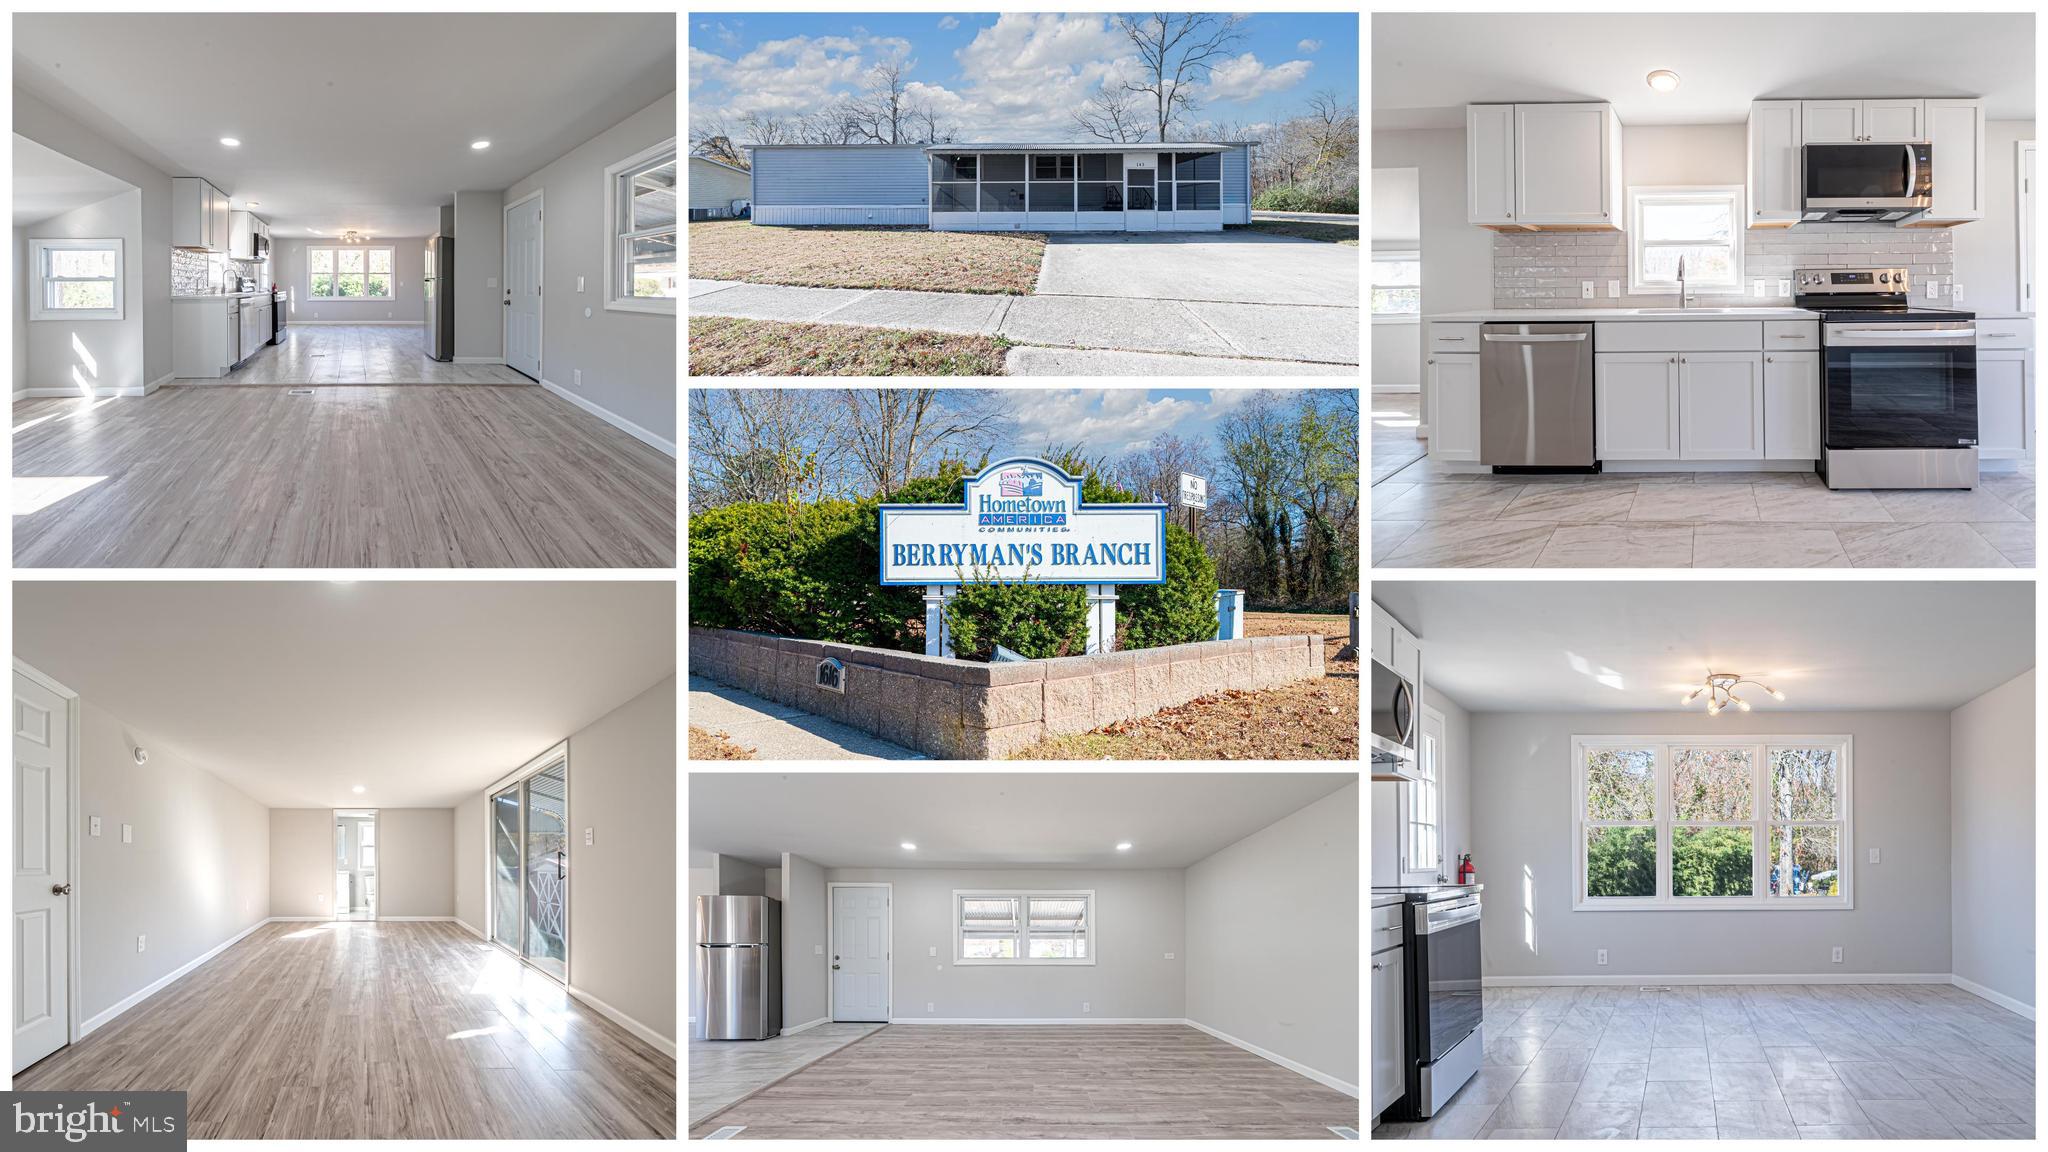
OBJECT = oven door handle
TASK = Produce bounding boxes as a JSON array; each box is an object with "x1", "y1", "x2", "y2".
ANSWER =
[
  {"x1": 1826, "y1": 325, "x2": 1976, "y2": 345},
  {"x1": 1415, "y1": 900, "x2": 1482, "y2": 934}
]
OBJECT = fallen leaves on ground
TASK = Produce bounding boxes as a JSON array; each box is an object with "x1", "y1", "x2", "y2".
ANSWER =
[{"x1": 689, "y1": 725, "x2": 758, "y2": 760}]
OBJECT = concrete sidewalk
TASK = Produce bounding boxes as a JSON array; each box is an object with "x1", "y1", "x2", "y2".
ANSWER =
[
  {"x1": 1004, "y1": 346, "x2": 1351, "y2": 376},
  {"x1": 688, "y1": 675, "x2": 924, "y2": 760},
  {"x1": 687, "y1": 279, "x2": 1358, "y2": 366}
]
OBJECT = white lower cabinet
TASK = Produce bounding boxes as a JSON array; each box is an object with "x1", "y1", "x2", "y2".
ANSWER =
[
  {"x1": 1429, "y1": 353, "x2": 1481, "y2": 462},
  {"x1": 1978, "y1": 349, "x2": 2033, "y2": 458},
  {"x1": 1595, "y1": 352, "x2": 1681, "y2": 460},
  {"x1": 1678, "y1": 352, "x2": 1765, "y2": 460},
  {"x1": 1762, "y1": 351, "x2": 1821, "y2": 459},
  {"x1": 1371, "y1": 940, "x2": 1406, "y2": 1117}
]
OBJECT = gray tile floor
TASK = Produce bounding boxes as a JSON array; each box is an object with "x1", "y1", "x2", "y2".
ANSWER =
[
  {"x1": 175, "y1": 323, "x2": 533, "y2": 385},
  {"x1": 1370, "y1": 394, "x2": 2036, "y2": 568},
  {"x1": 688, "y1": 1022, "x2": 885, "y2": 1126},
  {"x1": 1373, "y1": 983, "x2": 2034, "y2": 1140}
]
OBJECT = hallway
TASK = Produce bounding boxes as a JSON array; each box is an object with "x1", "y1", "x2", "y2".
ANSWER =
[{"x1": 178, "y1": 323, "x2": 532, "y2": 385}]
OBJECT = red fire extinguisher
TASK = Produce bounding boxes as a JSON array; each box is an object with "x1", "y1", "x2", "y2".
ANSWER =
[{"x1": 1457, "y1": 853, "x2": 1476, "y2": 886}]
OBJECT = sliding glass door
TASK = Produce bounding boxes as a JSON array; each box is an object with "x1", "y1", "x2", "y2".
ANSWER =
[{"x1": 486, "y1": 747, "x2": 569, "y2": 982}]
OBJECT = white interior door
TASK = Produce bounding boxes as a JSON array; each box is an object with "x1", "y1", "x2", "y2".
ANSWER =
[
  {"x1": 13, "y1": 670, "x2": 70, "y2": 1074},
  {"x1": 831, "y1": 886, "x2": 889, "y2": 1022},
  {"x1": 504, "y1": 194, "x2": 542, "y2": 380}
]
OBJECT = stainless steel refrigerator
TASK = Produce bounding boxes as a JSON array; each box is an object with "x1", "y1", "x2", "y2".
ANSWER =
[
  {"x1": 423, "y1": 234, "x2": 453, "y2": 361},
  {"x1": 695, "y1": 895, "x2": 780, "y2": 1040}
]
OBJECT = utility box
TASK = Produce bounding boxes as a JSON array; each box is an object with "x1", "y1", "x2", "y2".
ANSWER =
[
  {"x1": 1216, "y1": 589, "x2": 1245, "y2": 640},
  {"x1": 1349, "y1": 592, "x2": 1361, "y2": 650}
]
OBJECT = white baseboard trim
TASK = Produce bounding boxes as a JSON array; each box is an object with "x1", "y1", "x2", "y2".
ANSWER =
[
  {"x1": 145, "y1": 372, "x2": 173, "y2": 394},
  {"x1": 780, "y1": 1016, "x2": 831, "y2": 1036},
  {"x1": 539, "y1": 376, "x2": 677, "y2": 457},
  {"x1": 455, "y1": 355, "x2": 506, "y2": 364},
  {"x1": 290, "y1": 319, "x2": 424, "y2": 326},
  {"x1": 11, "y1": 388, "x2": 25, "y2": 401},
  {"x1": 1184, "y1": 1018, "x2": 1361, "y2": 1099},
  {"x1": 887, "y1": 1017, "x2": 1186, "y2": 1025},
  {"x1": 265, "y1": 915, "x2": 330, "y2": 921},
  {"x1": 454, "y1": 917, "x2": 487, "y2": 939},
  {"x1": 1952, "y1": 974, "x2": 2036, "y2": 1021},
  {"x1": 21, "y1": 386, "x2": 147, "y2": 399},
  {"x1": 80, "y1": 916, "x2": 271, "y2": 1036},
  {"x1": 1371, "y1": 384, "x2": 1421, "y2": 394},
  {"x1": 1482, "y1": 973, "x2": 1955, "y2": 987},
  {"x1": 378, "y1": 915, "x2": 458, "y2": 922},
  {"x1": 567, "y1": 983, "x2": 677, "y2": 1058}
]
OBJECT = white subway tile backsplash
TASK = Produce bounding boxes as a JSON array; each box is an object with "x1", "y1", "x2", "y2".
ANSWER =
[{"x1": 171, "y1": 247, "x2": 268, "y2": 297}]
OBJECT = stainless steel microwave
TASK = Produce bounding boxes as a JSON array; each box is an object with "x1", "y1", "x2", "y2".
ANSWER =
[
  {"x1": 1801, "y1": 141, "x2": 1932, "y2": 222},
  {"x1": 1370, "y1": 656, "x2": 1417, "y2": 768}
]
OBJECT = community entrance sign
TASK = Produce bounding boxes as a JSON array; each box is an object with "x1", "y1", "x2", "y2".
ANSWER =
[{"x1": 878, "y1": 458, "x2": 1168, "y2": 657}]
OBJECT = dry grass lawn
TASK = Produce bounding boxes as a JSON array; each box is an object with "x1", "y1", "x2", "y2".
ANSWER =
[
  {"x1": 689, "y1": 724, "x2": 757, "y2": 760},
  {"x1": 689, "y1": 220, "x2": 1046, "y2": 294},
  {"x1": 1237, "y1": 220, "x2": 1359, "y2": 245},
  {"x1": 689, "y1": 316, "x2": 1009, "y2": 376},
  {"x1": 1008, "y1": 610, "x2": 1359, "y2": 760}
]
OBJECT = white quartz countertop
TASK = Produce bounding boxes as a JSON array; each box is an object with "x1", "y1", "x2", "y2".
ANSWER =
[
  {"x1": 173, "y1": 291, "x2": 278, "y2": 301},
  {"x1": 1428, "y1": 307, "x2": 1821, "y2": 322}
]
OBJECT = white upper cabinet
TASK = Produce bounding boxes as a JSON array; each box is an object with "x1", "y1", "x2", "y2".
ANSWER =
[
  {"x1": 1466, "y1": 104, "x2": 1517, "y2": 225},
  {"x1": 1919, "y1": 99, "x2": 1987, "y2": 224},
  {"x1": 1800, "y1": 101, "x2": 1863, "y2": 144},
  {"x1": 1747, "y1": 101, "x2": 1803, "y2": 228},
  {"x1": 173, "y1": 176, "x2": 231, "y2": 252},
  {"x1": 1861, "y1": 99, "x2": 1928, "y2": 142},
  {"x1": 1514, "y1": 103, "x2": 1621, "y2": 226}
]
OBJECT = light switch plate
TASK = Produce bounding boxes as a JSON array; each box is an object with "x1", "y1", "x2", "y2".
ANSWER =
[
  {"x1": 122, "y1": 823, "x2": 133, "y2": 844},
  {"x1": 1753, "y1": 280, "x2": 1766, "y2": 298},
  {"x1": 1608, "y1": 280, "x2": 1621, "y2": 298},
  {"x1": 1165, "y1": 952, "x2": 1175, "y2": 960},
  {"x1": 1868, "y1": 848, "x2": 1880, "y2": 863},
  {"x1": 928, "y1": 946, "x2": 937, "y2": 957},
  {"x1": 576, "y1": 276, "x2": 585, "y2": 293},
  {"x1": 90, "y1": 816, "x2": 102, "y2": 837},
  {"x1": 487, "y1": 277, "x2": 498, "y2": 288},
  {"x1": 814, "y1": 944, "x2": 823, "y2": 955},
  {"x1": 1778, "y1": 279, "x2": 1791, "y2": 297}
]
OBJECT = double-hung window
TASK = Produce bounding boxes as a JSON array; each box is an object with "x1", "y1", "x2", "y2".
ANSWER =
[
  {"x1": 30, "y1": 238, "x2": 124, "y2": 321},
  {"x1": 604, "y1": 137, "x2": 678, "y2": 313},
  {"x1": 954, "y1": 890, "x2": 1094, "y2": 964},
  {"x1": 1402, "y1": 721, "x2": 1442, "y2": 879},
  {"x1": 1627, "y1": 186, "x2": 1745, "y2": 296},
  {"x1": 1573, "y1": 736, "x2": 1852, "y2": 910},
  {"x1": 1372, "y1": 250, "x2": 1421, "y2": 320},
  {"x1": 307, "y1": 246, "x2": 394, "y2": 299}
]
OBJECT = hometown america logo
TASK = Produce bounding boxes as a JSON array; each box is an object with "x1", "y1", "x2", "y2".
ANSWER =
[{"x1": 977, "y1": 469, "x2": 1068, "y2": 528}]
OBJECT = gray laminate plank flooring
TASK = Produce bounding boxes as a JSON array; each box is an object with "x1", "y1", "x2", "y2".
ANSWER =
[
  {"x1": 686, "y1": 1023, "x2": 1360, "y2": 1138},
  {"x1": 179, "y1": 323, "x2": 533, "y2": 385},
  {"x1": 689, "y1": 1022, "x2": 884, "y2": 1124},
  {"x1": 14, "y1": 385, "x2": 675, "y2": 568},
  {"x1": 14, "y1": 921, "x2": 677, "y2": 1140},
  {"x1": 1375, "y1": 983, "x2": 2033, "y2": 1140}
]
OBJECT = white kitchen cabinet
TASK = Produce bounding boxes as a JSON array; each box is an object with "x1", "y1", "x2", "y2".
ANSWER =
[
  {"x1": 173, "y1": 177, "x2": 233, "y2": 252},
  {"x1": 1391, "y1": 627, "x2": 1422, "y2": 693},
  {"x1": 1679, "y1": 352, "x2": 1765, "y2": 460},
  {"x1": 1369, "y1": 604, "x2": 1395, "y2": 669},
  {"x1": 1428, "y1": 354, "x2": 1482, "y2": 462},
  {"x1": 1917, "y1": 99, "x2": 1987, "y2": 225},
  {"x1": 1514, "y1": 103, "x2": 1621, "y2": 226},
  {"x1": 1465, "y1": 104, "x2": 1517, "y2": 225},
  {"x1": 1371, "y1": 938, "x2": 1406, "y2": 1117},
  {"x1": 1747, "y1": 101, "x2": 1803, "y2": 228},
  {"x1": 1595, "y1": 353, "x2": 1681, "y2": 460},
  {"x1": 1763, "y1": 351, "x2": 1821, "y2": 459},
  {"x1": 1978, "y1": 350, "x2": 2033, "y2": 458},
  {"x1": 230, "y1": 211, "x2": 255, "y2": 260},
  {"x1": 1862, "y1": 99, "x2": 1927, "y2": 142},
  {"x1": 1800, "y1": 101, "x2": 1863, "y2": 144}
]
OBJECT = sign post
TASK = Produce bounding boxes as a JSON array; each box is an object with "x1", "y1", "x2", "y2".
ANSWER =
[
  {"x1": 880, "y1": 458, "x2": 1168, "y2": 658},
  {"x1": 1178, "y1": 471, "x2": 1207, "y2": 538}
]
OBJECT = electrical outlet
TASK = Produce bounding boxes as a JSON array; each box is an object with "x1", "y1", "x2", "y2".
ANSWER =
[
  {"x1": 1753, "y1": 280, "x2": 1766, "y2": 298},
  {"x1": 814, "y1": 944, "x2": 823, "y2": 955},
  {"x1": 573, "y1": 369, "x2": 582, "y2": 389},
  {"x1": 584, "y1": 827, "x2": 594, "y2": 846},
  {"x1": 122, "y1": 823, "x2": 132, "y2": 844},
  {"x1": 137, "y1": 935, "x2": 146, "y2": 953},
  {"x1": 1868, "y1": 848, "x2": 1880, "y2": 864},
  {"x1": 928, "y1": 946, "x2": 937, "y2": 957},
  {"x1": 1951, "y1": 284, "x2": 1966, "y2": 305},
  {"x1": 487, "y1": 277, "x2": 498, "y2": 289},
  {"x1": 926, "y1": 1002, "x2": 935, "y2": 1013},
  {"x1": 1597, "y1": 949, "x2": 1609, "y2": 966},
  {"x1": 90, "y1": 816, "x2": 102, "y2": 837},
  {"x1": 1777, "y1": 279, "x2": 1791, "y2": 297},
  {"x1": 1082, "y1": 1002, "x2": 1091, "y2": 1013},
  {"x1": 1608, "y1": 280, "x2": 1621, "y2": 298},
  {"x1": 1832, "y1": 947, "x2": 1843, "y2": 964},
  {"x1": 1581, "y1": 281, "x2": 1594, "y2": 300},
  {"x1": 1927, "y1": 280, "x2": 1940, "y2": 299},
  {"x1": 1165, "y1": 952, "x2": 1175, "y2": 960}
]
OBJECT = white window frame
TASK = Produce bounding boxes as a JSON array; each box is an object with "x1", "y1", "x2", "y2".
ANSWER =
[
  {"x1": 1627, "y1": 185, "x2": 1746, "y2": 297},
  {"x1": 1372, "y1": 247, "x2": 1421, "y2": 324},
  {"x1": 1572, "y1": 735, "x2": 1853, "y2": 912},
  {"x1": 30, "y1": 238, "x2": 125, "y2": 321},
  {"x1": 953, "y1": 889, "x2": 1096, "y2": 966},
  {"x1": 1399, "y1": 705, "x2": 1445, "y2": 882},
  {"x1": 304, "y1": 244, "x2": 396, "y2": 301},
  {"x1": 604, "y1": 136, "x2": 678, "y2": 315}
]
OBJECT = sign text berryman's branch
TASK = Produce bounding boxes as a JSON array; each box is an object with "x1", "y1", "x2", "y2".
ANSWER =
[{"x1": 877, "y1": 458, "x2": 1168, "y2": 585}]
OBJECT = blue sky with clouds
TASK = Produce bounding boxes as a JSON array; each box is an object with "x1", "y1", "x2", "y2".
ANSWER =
[
  {"x1": 999, "y1": 388, "x2": 1324, "y2": 457},
  {"x1": 689, "y1": 13, "x2": 1358, "y2": 141}
]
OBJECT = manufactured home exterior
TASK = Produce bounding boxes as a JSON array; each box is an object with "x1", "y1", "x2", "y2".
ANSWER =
[
  {"x1": 747, "y1": 142, "x2": 1255, "y2": 231},
  {"x1": 688, "y1": 155, "x2": 753, "y2": 219}
]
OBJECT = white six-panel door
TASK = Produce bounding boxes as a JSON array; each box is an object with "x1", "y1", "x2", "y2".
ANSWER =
[
  {"x1": 831, "y1": 885, "x2": 890, "y2": 1022},
  {"x1": 504, "y1": 194, "x2": 543, "y2": 381},
  {"x1": 13, "y1": 670, "x2": 70, "y2": 1073}
]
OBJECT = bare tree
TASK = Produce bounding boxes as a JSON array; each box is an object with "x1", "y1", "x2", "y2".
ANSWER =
[
  {"x1": 737, "y1": 110, "x2": 795, "y2": 147},
  {"x1": 1302, "y1": 90, "x2": 1360, "y2": 186},
  {"x1": 688, "y1": 118, "x2": 748, "y2": 169},
  {"x1": 1111, "y1": 13, "x2": 1247, "y2": 142},
  {"x1": 1070, "y1": 84, "x2": 1146, "y2": 143},
  {"x1": 688, "y1": 390, "x2": 850, "y2": 510},
  {"x1": 841, "y1": 389, "x2": 1015, "y2": 497},
  {"x1": 840, "y1": 62, "x2": 955, "y2": 145},
  {"x1": 1108, "y1": 432, "x2": 1213, "y2": 505}
]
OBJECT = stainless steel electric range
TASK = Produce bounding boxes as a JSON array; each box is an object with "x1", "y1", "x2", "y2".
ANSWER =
[
  {"x1": 1794, "y1": 266, "x2": 1978, "y2": 490},
  {"x1": 1373, "y1": 884, "x2": 1483, "y2": 1119}
]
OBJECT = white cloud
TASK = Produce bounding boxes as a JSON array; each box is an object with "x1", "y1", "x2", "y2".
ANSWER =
[
  {"x1": 948, "y1": 13, "x2": 1136, "y2": 137},
  {"x1": 1297, "y1": 39, "x2": 1321, "y2": 53},
  {"x1": 693, "y1": 35, "x2": 910, "y2": 118},
  {"x1": 1005, "y1": 392, "x2": 1197, "y2": 457},
  {"x1": 1203, "y1": 53, "x2": 1313, "y2": 103},
  {"x1": 938, "y1": 16, "x2": 959, "y2": 31}
]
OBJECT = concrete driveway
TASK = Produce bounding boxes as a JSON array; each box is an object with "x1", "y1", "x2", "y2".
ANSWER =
[{"x1": 1033, "y1": 231, "x2": 1358, "y2": 307}]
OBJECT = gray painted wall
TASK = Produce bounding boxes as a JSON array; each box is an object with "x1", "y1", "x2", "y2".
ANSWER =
[
  {"x1": 22, "y1": 189, "x2": 145, "y2": 394},
  {"x1": 271, "y1": 237, "x2": 427, "y2": 325},
  {"x1": 377, "y1": 808, "x2": 454, "y2": 917},
  {"x1": 1950, "y1": 669, "x2": 2036, "y2": 1008},
  {"x1": 567, "y1": 673, "x2": 677, "y2": 1043},
  {"x1": 1472, "y1": 711, "x2": 1953, "y2": 980},
  {"x1": 451, "y1": 189, "x2": 503, "y2": 360},
  {"x1": 76, "y1": 700, "x2": 270, "y2": 1024},
  {"x1": 453, "y1": 790, "x2": 485, "y2": 933},
  {"x1": 782, "y1": 852, "x2": 829, "y2": 1028},
  {"x1": 823, "y1": 866, "x2": 1186, "y2": 1020},
  {"x1": 1187, "y1": 780, "x2": 1359, "y2": 1090},
  {"x1": 502, "y1": 92, "x2": 676, "y2": 446},
  {"x1": 14, "y1": 87, "x2": 174, "y2": 388},
  {"x1": 13, "y1": 227, "x2": 27, "y2": 394},
  {"x1": 1372, "y1": 128, "x2": 1495, "y2": 433},
  {"x1": 717, "y1": 855, "x2": 765, "y2": 896},
  {"x1": 269, "y1": 808, "x2": 333, "y2": 918}
]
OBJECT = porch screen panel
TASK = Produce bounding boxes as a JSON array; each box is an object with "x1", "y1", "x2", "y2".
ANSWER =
[
  {"x1": 980, "y1": 154, "x2": 1026, "y2": 212},
  {"x1": 931, "y1": 154, "x2": 977, "y2": 214},
  {"x1": 1174, "y1": 153, "x2": 1221, "y2": 210},
  {"x1": 1029, "y1": 153, "x2": 1075, "y2": 211},
  {"x1": 1079, "y1": 154, "x2": 1123, "y2": 212}
]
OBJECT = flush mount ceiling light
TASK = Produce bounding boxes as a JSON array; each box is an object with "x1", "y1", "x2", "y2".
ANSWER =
[
  {"x1": 1115, "y1": 842, "x2": 1133, "y2": 851},
  {"x1": 133, "y1": 748, "x2": 149, "y2": 765},
  {"x1": 219, "y1": 137, "x2": 241, "y2": 147},
  {"x1": 340, "y1": 230, "x2": 364, "y2": 245},
  {"x1": 900, "y1": 841, "x2": 916, "y2": 851},
  {"x1": 1681, "y1": 671, "x2": 1786, "y2": 716},
  {"x1": 470, "y1": 139, "x2": 491, "y2": 150},
  {"x1": 352, "y1": 785, "x2": 366, "y2": 794},
  {"x1": 1645, "y1": 70, "x2": 1681, "y2": 93}
]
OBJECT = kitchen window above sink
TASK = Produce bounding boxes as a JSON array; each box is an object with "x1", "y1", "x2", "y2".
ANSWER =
[{"x1": 1628, "y1": 185, "x2": 1746, "y2": 297}]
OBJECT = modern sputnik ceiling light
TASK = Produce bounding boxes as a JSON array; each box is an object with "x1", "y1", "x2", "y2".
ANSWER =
[
  {"x1": 1646, "y1": 70, "x2": 1681, "y2": 93},
  {"x1": 1681, "y1": 672, "x2": 1786, "y2": 716}
]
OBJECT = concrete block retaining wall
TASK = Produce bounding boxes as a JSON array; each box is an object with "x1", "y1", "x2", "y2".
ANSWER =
[{"x1": 688, "y1": 626, "x2": 1326, "y2": 759}]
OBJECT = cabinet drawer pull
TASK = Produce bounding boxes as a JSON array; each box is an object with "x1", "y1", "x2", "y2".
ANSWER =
[
  {"x1": 1985, "y1": 333, "x2": 2019, "y2": 338},
  {"x1": 1372, "y1": 960, "x2": 1394, "y2": 970},
  {"x1": 1440, "y1": 336, "x2": 1467, "y2": 341},
  {"x1": 1776, "y1": 334, "x2": 1807, "y2": 339},
  {"x1": 1377, "y1": 925, "x2": 1403, "y2": 933}
]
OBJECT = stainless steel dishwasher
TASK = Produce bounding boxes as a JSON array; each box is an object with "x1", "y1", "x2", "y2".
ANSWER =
[{"x1": 1480, "y1": 322, "x2": 1596, "y2": 470}]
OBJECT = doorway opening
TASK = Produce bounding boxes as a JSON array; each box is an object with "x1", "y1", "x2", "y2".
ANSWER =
[
  {"x1": 488, "y1": 744, "x2": 569, "y2": 982},
  {"x1": 333, "y1": 810, "x2": 378, "y2": 920}
]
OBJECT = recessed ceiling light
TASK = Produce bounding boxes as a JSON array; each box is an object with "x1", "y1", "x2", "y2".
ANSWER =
[
  {"x1": 1115, "y1": 842, "x2": 1133, "y2": 851},
  {"x1": 1646, "y1": 70, "x2": 1681, "y2": 93},
  {"x1": 220, "y1": 137, "x2": 241, "y2": 147},
  {"x1": 246, "y1": 201, "x2": 259, "y2": 207},
  {"x1": 470, "y1": 139, "x2": 491, "y2": 150},
  {"x1": 900, "y1": 842, "x2": 917, "y2": 851},
  {"x1": 351, "y1": 785, "x2": 365, "y2": 794}
]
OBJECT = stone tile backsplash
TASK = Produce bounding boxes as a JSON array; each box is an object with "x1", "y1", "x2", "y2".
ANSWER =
[
  {"x1": 1492, "y1": 223, "x2": 1954, "y2": 309},
  {"x1": 172, "y1": 247, "x2": 269, "y2": 296}
]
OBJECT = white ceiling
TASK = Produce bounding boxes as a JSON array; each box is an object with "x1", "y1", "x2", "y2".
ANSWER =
[
  {"x1": 1373, "y1": 13, "x2": 2035, "y2": 129},
  {"x1": 13, "y1": 582, "x2": 675, "y2": 809},
  {"x1": 13, "y1": 133, "x2": 134, "y2": 225},
  {"x1": 689, "y1": 773, "x2": 1358, "y2": 870},
  {"x1": 1371, "y1": 581, "x2": 2033, "y2": 713},
  {"x1": 13, "y1": 13, "x2": 676, "y2": 237}
]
